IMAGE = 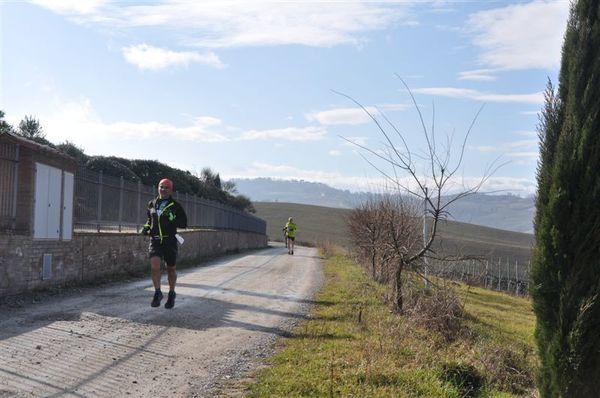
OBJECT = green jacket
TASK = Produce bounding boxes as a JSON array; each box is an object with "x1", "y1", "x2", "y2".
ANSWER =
[{"x1": 285, "y1": 221, "x2": 297, "y2": 238}]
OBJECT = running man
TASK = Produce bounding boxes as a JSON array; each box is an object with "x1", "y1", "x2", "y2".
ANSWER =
[
  {"x1": 284, "y1": 217, "x2": 297, "y2": 255},
  {"x1": 141, "y1": 178, "x2": 187, "y2": 309}
]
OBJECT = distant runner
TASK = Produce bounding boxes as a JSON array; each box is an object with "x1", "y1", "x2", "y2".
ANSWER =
[
  {"x1": 142, "y1": 178, "x2": 188, "y2": 309},
  {"x1": 284, "y1": 217, "x2": 297, "y2": 255}
]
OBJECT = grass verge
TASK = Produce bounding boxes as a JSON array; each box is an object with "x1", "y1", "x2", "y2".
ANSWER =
[{"x1": 242, "y1": 253, "x2": 537, "y2": 397}]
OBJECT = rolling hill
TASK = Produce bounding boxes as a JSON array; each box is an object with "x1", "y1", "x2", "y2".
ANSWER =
[
  {"x1": 254, "y1": 201, "x2": 533, "y2": 265},
  {"x1": 234, "y1": 178, "x2": 535, "y2": 233}
]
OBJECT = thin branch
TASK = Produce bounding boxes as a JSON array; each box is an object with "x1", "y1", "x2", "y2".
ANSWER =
[{"x1": 449, "y1": 103, "x2": 485, "y2": 177}]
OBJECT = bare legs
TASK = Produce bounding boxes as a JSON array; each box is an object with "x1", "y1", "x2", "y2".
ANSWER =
[
  {"x1": 166, "y1": 265, "x2": 177, "y2": 292},
  {"x1": 151, "y1": 256, "x2": 161, "y2": 289},
  {"x1": 151, "y1": 256, "x2": 177, "y2": 292}
]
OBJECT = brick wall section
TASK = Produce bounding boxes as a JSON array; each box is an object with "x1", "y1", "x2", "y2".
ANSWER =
[{"x1": 0, "y1": 230, "x2": 267, "y2": 296}]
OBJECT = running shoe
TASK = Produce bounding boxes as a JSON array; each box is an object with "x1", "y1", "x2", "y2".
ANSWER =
[
  {"x1": 165, "y1": 291, "x2": 176, "y2": 309},
  {"x1": 151, "y1": 290, "x2": 163, "y2": 307}
]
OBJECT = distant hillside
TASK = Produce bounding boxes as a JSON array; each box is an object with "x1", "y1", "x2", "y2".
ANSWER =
[
  {"x1": 441, "y1": 194, "x2": 535, "y2": 234},
  {"x1": 234, "y1": 178, "x2": 535, "y2": 233},
  {"x1": 233, "y1": 178, "x2": 370, "y2": 208},
  {"x1": 254, "y1": 202, "x2": 533, "y2": 264},
  {"x1": 254, "y1": 201, "x2": 352, "y2": 248}
]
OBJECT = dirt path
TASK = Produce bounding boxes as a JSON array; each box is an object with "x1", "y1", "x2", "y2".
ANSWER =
[{"x1": 0, "y1": 244, "x2": 323, "y2": 397}]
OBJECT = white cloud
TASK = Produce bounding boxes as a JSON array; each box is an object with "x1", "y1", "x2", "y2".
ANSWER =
[
  {"x1": 505, "y1": 139, "x2": 538, "y2": 150},
  {"x1": 240, "y1": 126, "x2": 327, "y2": 141},
  {"x1": 38, "y1": 98, "x2": 229, "y2": 152},
  {"x1": 507, "y1": 151, "x2": 538, "y2": 159},
  {"x1": 457, "y1": 69, "x2": 498, "y2": 81},
  {"x1": 466, "y1": 0, "x2": 569, "y2": 70},
  {"x1": 31, "y1": 0, "x2": 108, "y2": 15},
  {"x1": 413, "y1": 87, "x2": 544, "y2": 104},
  {"x1": 378, "y1": 103, "x2": 411, "y2": 112},
  {"x1": 105, "y1": 117, "x2": 229, "y2": 142},
  {"x1": 122, "y1": 44, "x2": 225, "y2": 71},
  {"x1": 469, "y1": 138, "x2": 538, "y2": 162},
  {"x1": 307, "y1": 102, "x2": 410, "y2": 126},
  {"x1": 329, "y1": 150, "x2": 342, "y2": 156},
  {"x1": 32, "y1": 1, "x2": 415, "y2": 49},
  {"x1": 520, "y1": 110, "x2": 540, "y2": 116},
  {"x1": 475, "y1": 176, "x2": 536, "y2": 195},
  {"x1": 306, "y1": 107, "x2": 375, "y2": 126}
]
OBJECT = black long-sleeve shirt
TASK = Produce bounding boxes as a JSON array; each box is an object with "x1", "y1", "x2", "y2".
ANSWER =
[{"x1": 143, "y1": 196, "x2": 187, "y2": 242}]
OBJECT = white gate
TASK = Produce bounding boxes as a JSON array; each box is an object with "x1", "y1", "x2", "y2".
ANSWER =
[{"x1": 34, "y1": 163, "x2": 62, "y2": 239}]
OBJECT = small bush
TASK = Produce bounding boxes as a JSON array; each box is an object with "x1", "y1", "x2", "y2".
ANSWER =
[
  {"x1": 479, "y1": 344, "x2": 534, "y2": 394},
  {"x1": 318, "y1": 240, "x2": 337, "y2": 258},
  {"x1": 440, "y1": 362, "x2": 484, "y2": 397},
  {"x1": 404, "y1": 284, "x2": 465, "y2": 342}
]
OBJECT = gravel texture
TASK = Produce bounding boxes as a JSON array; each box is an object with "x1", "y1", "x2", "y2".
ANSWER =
[{"x1": 0, "y1": 244, "x2": 323, "y2": 397}]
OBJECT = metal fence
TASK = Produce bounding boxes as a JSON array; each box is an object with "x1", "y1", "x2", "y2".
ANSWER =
[
  {"x1": 0, "y1": 142, "x2": 19, "y2": 229},
  {"x1": 427, "y1": 257, "x2": 531, "y2": 296},
  {"x1": 74, "y1": 166, "x2": 266, "y2": 234}
]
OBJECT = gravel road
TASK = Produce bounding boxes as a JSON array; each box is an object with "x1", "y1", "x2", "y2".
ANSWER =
[{"x1": 0, "y1": 244, "x2": 323, "y2": 397}]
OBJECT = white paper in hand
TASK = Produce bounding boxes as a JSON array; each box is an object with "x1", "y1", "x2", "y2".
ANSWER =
[{"x1": 176, "y1": 234, "x2": 184, "y2": 244}]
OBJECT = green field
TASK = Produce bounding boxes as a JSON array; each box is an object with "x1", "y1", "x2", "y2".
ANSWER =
[{"x1": 254, "y1": 202, "x2": 533, "y2": 264}]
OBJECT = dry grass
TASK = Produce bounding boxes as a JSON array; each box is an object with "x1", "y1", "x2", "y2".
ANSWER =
[{"x1": 241, "y1": 252, "x2": 537, "y2": 397}]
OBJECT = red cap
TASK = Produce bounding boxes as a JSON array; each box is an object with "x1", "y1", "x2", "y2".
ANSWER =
[{"x1": 158, "y1": 178, "x2": 173, "y2": 189}]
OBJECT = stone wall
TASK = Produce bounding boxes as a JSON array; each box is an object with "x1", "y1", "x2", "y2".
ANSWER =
[{"x1": 0, "y1": 230, "x2": 267, "y2": 296}]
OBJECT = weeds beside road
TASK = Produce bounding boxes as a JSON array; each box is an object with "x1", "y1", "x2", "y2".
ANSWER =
[{"x1": 242, "y1": 252, "x2": 537, "y2": 397}]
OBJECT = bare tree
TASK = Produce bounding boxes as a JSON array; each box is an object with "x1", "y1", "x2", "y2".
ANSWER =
[
  {"x1": 340, "y1": 77, "x2": 502, "y2": 312},
  {"x1": 348, "y1": 196, "x2": 402, "y2": 283}
]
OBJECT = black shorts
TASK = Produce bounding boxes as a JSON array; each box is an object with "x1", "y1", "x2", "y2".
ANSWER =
[
  {"x1": 288, "y1": 236, "x2": 295, "y2": 241},
  {"x1": 149, "y1": 237, "x2": 178, "y2": 267}
]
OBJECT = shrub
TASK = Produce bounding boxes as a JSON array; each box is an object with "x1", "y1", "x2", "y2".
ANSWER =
[
  {"x1": 479, "y1": 345, "x2": 534, "y2": 395},
  {"x1": 440, "y1": 362, "x2": 484, "y2": 397},
  {"x1": 403, "y1": 282, "x2": 465, "y2": 342}
]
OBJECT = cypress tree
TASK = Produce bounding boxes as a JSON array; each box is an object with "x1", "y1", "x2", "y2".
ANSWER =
[{"x1": 532, "y1": 1, "x2": 600, "y2": 396}]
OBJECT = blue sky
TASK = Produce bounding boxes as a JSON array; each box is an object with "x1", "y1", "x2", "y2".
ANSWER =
[{"x1": 1, "y1": 0, "x2": 570, "y2": 196}]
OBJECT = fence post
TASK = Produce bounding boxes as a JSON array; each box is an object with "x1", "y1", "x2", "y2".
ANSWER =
[
  {"x1": 484, "y1": 260, "x2": 487, "y2": 288},
  {"x1": 97, "y1": 170, "x2": 103, "y2": 232},
  {"x1": 497, "y1": 258, "x2": 501, "y2": 290},
  {"x1": 515, "y1": 260, "x2": 520, "y2": 296},
  {"x1": 185, "y1": 192, "x2": 189, "y2": 227},
  {"x1": 506, "y1": 257, "x2": 511, "y2": 293},
  {"x1": 137, "y1": 180, "x2": 142, "y2": 232},
  {"x1": 193, "y1": 195, "x2": 197, "y2": 228},
  {"x1": 118, "y1": 176, "x2": 124, "y2": 232},
  {"x1": 527, "y1": 260, "x2": 531, "y2": 295}
]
